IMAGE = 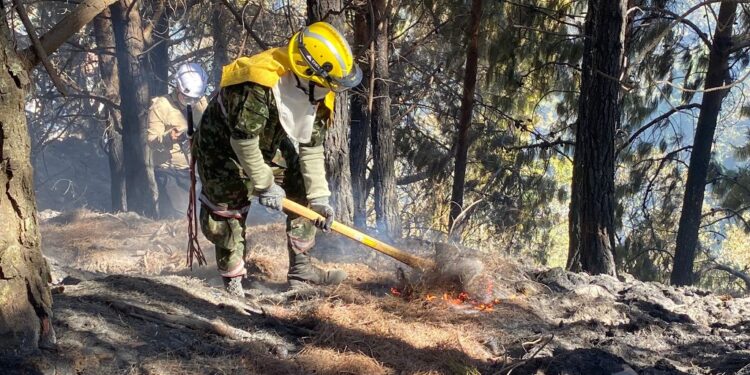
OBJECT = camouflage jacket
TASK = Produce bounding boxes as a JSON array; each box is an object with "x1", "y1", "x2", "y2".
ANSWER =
[{"x1": 193, "y1": 81, "x2": 329, "y2": 207}]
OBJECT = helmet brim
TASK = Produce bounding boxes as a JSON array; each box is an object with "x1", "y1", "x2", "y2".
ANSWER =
[{"x1": 327, "y1": 64, "x2": 363, "y2": 93}]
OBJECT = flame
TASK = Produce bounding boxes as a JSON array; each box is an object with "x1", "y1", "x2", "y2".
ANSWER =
[
  {"x1": 426, "y1": 290, "x2": 500, "y2": 311},
  {"x1": 390, "y1": 284, "x2": 503, "y2": 312}
]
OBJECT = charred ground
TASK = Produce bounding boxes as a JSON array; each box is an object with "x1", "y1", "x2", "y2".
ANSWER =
[{"x1": 5, "y1": 210, "x2": 750, "y2": 375}]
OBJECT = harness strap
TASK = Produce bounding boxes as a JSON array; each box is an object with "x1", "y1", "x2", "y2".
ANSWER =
[
  {"x1": 198, "y1": 193, "x2": 251, "y2": 220},
  {"x1": 217, "y1": 89, "x2": 228, "y2": 118},
  {"x1": 186, "y1": 136, "x2": 207, "y2": 268}
]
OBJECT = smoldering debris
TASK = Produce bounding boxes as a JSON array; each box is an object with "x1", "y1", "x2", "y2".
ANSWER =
[{"x1": 432, "y1": 242, "x2": 485, "y2": 287}]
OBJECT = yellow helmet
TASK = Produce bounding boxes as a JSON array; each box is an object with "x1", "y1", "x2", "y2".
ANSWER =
[{"x1": 288, "y1": 22, "x2": 362, "y2": 92}]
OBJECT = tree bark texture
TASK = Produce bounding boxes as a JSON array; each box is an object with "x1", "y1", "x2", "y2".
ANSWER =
[
  {"x1": 671, "y1": 2, "x2": 737, "y2": 286},
  {"x1": 147, "y1": 4, "x2": 169, "y2": 97},
  {"x1": 112, "y1": 0, "x2": 159, "y2": 217},
  {"x1": 93, "y1": 10, "x2": 126, "y2": 212},
  {"x1": 349, "y1": 6, "x2": 370, "y2": 228},
  {"x1": 448, "y1": 0, "x2": 482, "y2": 233},
  {"x1": 306, "y1": 0, "x2": 355, "y2": 225},
  {"x1": 567, "y1": 0, "x2": 625, "y2": 276},
  {"x1": 369, "y1": 0, "x2": 401, "y2": 239},
  {"x1": 0, "y1": 17, "x2": 52, "y2": 356},
  {"x1": 0, "y1": 0, "x2": 116, "y2": 356},
  {"x1": 211, "y1": 0, "x2": 229, "y2": 84}
]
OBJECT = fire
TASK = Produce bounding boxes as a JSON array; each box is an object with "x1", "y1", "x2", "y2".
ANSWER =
[{"x1": 390, "y1": 288, "x2": 501, "y2": 312}]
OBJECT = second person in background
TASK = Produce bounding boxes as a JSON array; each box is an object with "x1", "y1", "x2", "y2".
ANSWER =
[{"x1": 148, "y1": 63, "x2": 209, "y2": 219}]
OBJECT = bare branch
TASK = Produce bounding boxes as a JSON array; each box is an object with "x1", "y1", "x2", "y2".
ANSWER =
[
  {"x1": 654, "y1": 68, "x2": 750, "y2": 93},
  {"x1": 172, "y1": 46, "x2": 211, "y2": 64},
  {"x1": 511, "y1": 25, "x2": 582, "y2": 38},
  {"x1": 501, "y1": 138, "x2": 574, "y2": 151},
  {"x1": 699, "y1": 260, "x2": 750, "y2": 290},
  {"x1": 397, "y1": 171, "x2": 431, "y2": 186},
  {"x1": 64, "y1": 93, "x2": 121, "y2": 111},
  {"x1": 142, "y1": 0, "x2": 165, "y2": 43},
  {"x1": 730, "y1": 36, "x2": 750, "y2": 53},
  {"x1": 219, "y1": 0, "x2": 269, "y2": 50},
  {"x1": 701, "y1": 206, "x2": 750, "y2": 230},
  {"x1": 619, "y1": 104, "x2": 701, "y2": 151},
  {"x1": 639, "y1": 7, "x2": 712, "y2": 48},
  {"x1": 13, "y1": 0, "x2": 68, "y2": 95},
  {"x1": 21, "y1": 0, "x2": 118, "y2": 69}
]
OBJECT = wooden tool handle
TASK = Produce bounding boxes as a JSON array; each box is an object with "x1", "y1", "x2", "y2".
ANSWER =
[{"x1": 282, "y1": 198, "x2": 434, "y2": 271}]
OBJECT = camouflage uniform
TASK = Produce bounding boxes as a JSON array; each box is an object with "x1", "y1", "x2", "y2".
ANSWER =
[{"x1": 193, "y1": 82, "x2": 329, "y2": 277}]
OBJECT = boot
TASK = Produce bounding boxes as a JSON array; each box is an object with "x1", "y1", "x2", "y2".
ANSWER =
[
  {"x1": 287, "y1": 249, "x2": 347, "y2": 286},
  {"x1": 222, "y1": 276, "x2": 245, "y2": 297}
]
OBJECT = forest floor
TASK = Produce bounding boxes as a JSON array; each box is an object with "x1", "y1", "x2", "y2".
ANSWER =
[{"x1": 9, "y1": 209, "x2": 750, "y2": 375}]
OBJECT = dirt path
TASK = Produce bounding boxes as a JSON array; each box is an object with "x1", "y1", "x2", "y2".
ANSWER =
[{"x1": 4, "y1": 210, "x2": 749, "y2": 374}]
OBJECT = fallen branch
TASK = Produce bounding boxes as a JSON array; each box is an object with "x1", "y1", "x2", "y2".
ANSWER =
[
  {"x1": 494, "y1": 334, "x2": 554, "y2": 375},
  {"x1": 106, "y1": 300, "x2": 259, "y2": 341},
  {"x1": 257, "y1": 285, "x2": 322, "y2": 304}
]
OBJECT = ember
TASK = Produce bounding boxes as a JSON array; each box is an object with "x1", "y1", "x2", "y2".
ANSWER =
[{"x1": 390, "y1": 287, "x2": 501, "y2": 312}]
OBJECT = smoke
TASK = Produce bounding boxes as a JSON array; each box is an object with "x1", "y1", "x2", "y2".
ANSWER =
[{"x1": 433, "y1": 242, "x2": 485, "y2": 287}]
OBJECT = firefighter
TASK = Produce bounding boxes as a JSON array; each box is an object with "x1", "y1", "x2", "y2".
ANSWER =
[
  {"x1": 147, "y1": 63, "x2": 209, "y2": 219},
  {"x1": 193, "y1": 22, "x2": 362, "y2": 297}
]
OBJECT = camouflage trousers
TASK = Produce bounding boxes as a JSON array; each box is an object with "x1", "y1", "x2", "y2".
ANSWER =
[{"x1": 199, "y1": 152, "x2": 317, "y2": 277}]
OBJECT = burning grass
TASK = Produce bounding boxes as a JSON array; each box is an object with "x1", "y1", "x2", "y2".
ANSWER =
[{"x1": 286, "y1": 283, "x2": 497, "y2": 374}]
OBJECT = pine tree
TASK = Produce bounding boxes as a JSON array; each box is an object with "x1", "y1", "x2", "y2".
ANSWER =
[
  {"x1": 567, "y1": 0, "x2": 626, "y2": 276},
  {"x1": 672, "y1": 1, "x2": 740, "y2": 286}
]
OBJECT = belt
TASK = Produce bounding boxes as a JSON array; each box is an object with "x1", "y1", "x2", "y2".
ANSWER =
[{"x1": 198, "y1": 193, "x2": 250, "y2": 219}]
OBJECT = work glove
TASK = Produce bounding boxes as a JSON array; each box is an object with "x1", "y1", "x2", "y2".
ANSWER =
[
  {"x1": 258, "y1": 182, "x2": 285, "y2": 211},
  {"x1": 309, "y1": 197, "x2": 334, "y2": 232}
]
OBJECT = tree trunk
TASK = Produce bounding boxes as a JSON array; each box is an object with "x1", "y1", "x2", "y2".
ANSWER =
[
  {"x1": 307, "y1": 0, "x2": 355, "y2": 225},
  {"x1": 0, "y1": 0, "x2": 116, "y2": 357},
  {"x1": 93, "y1": 10, "x2": 126, "y2": 212},
  {"x1": 0, "y1": 17, "x2": 53, "y2": 357},
  {"x1": 147, "y1": 4, "x2": 169, "y2": 97},
  {"x1": 566, "y1": 0, "x2": 625, "y2": 276},
  {"x1": 325, "y1": 92, "x2": 355, "y2": 225},
  {"x1": 349, "y1": 5, "x2": 370, "y2": 228},
  {"x1": 448, "y1": 0, "x2": 482, "y2": 233},
  {"x1": 211, "y1": 0, "x2": 229, "y2": 84},
  {"x1": 112, "y1": 0, "x2": 158, "y2": 217},
  {"x1": 370, "y1": 0, "x2": 401, "y2": 238},
  {"x1": 671, "y1": 2, "x2": 737, "y2": 286}
]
